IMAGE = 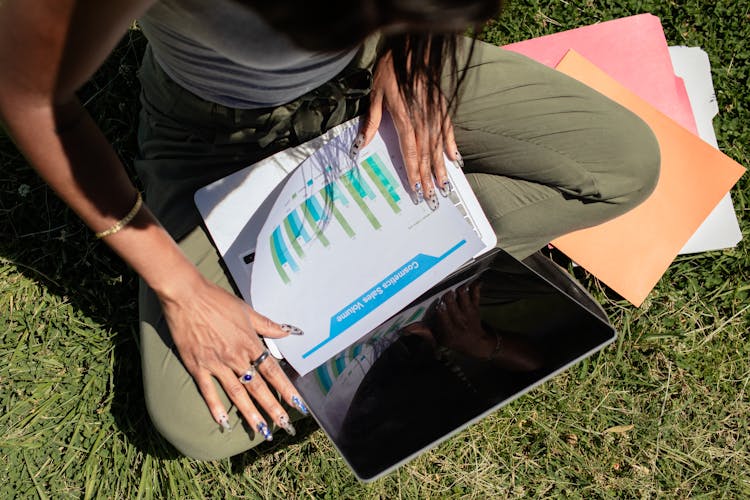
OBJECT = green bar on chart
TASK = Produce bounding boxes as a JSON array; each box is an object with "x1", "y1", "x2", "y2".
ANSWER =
[
  {"x1": 283, "y1": 217, "x2": 305, "y2": 258},
  {"x1": 362, "y1": 158, "x2": 401, "y2": 213},
  {"x1": 301, "y1": 196, "x2": 330, "y2": 246},
  {"x1": 341, "y1": 170, "x2": 381, "y2": 229},
  {"x1": 269, "y1": 233, "x2": 291, "y2": 284},
  {"x1": 320, "y1": 186, "x2": 356, "y2": 238},
  {"x1": 361, "y1": 156, "x2": 401, "y2": 213}
]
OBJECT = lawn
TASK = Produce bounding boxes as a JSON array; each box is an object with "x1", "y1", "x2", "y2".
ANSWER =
[{"x1": 1, "y1": 1, "x2": 748, "y2": 498}]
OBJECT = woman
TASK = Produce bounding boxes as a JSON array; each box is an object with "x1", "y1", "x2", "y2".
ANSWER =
[{"x1": 0, "y1": 0, "x2": 659, "y2": 459}]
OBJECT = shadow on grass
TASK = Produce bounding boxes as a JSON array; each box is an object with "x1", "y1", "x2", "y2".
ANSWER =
[
  {"x1": 0, "y1": 177, "x2": 323, "y2": 467},
  {"x1": 0, "y1": 27, "x2": 187, "y2": 461},
  {"x1": 0, "y1": 29, "x2": 322, "y2": 468},
  {"x1": 229, "y1": 418, "x2": 321, "y2": 474},
  {"x1": 0, "y1": 234, "x2": 179, "y2": 460}
]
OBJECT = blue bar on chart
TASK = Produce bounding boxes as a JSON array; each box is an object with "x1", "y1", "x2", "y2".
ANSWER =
[
  {"x1": 283, "y1": 217, "x2": 305, "y2": 258},
  {"x1": 314, "y1": 347, "x2": 362, "y2": 395},
  {"x1": 334, "y1": 354, "x2": 347, "y2": 376},
  {"x1": 300, "y1": 195, "x2": 331, "y2": 247},
  {"x1": 314, "y1": 364, "x2": 334, "y2": 394},
  {"x1": 341, "y1": 170, "x2": 381, "y2": 230},
  {"x1": 305, "y1": 195, "x2": 323, "y2": 221},
  {"x1": 287, "y1": 209, "x2": 311, "y2": 243},
  {"x1": 270, "y1": 226, "x2": 298, "y2": 283},
  {"x1": 346, "y1": 169, "x2": 376, "y2": 200},
  {"x1": 323, "y1": 181, "x2": 350, "y2": 207},
  {"x1": 320, "y1": 183, "x2": 357, "y2": 238}
]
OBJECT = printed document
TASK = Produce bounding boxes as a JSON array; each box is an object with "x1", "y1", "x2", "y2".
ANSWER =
[{"x1": 250, "y1": 119, "x2": 484, "y2": 375}]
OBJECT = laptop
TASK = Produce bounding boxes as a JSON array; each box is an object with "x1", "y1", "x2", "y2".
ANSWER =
[
  {"x1": 195, "y1": 116, "x2": 616, "y2": 481},
  {"x1": 288, "y1": 247, "x2": 615, "y2": 481}
]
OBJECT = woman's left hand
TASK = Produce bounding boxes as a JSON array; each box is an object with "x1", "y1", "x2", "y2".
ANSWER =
[
  {"x1": 356, "y1": 52, "x2": 459, "y2": 210},
  {"x1": 402, "y1": 282, "x2": 544, "y2": 371},
  {"x1": 401, "y1": 282, "x2": 496, "y2": 358}
]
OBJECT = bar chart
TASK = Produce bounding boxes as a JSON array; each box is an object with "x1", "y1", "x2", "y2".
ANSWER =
[
  {"x1": 251, "y1": 114, "x2": 485, "y2": 375},
  {"x1": 269, "y1": 152, "x2": 404, "y2": 284}
]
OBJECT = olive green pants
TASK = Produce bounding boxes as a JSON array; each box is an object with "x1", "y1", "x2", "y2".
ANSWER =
[{"x1": 134, "y1": 38, "x2": 659, "y2": 459}]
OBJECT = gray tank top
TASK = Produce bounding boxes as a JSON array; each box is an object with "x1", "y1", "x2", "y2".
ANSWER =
[{"x1": 139, "y1": 0, "x2": 358, "y2": 109}]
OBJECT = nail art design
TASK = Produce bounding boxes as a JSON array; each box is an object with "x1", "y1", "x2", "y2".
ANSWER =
[
  {"x1": 454, "y1": 151, "x2": 465, "y2": 169},
  {"x1": 219, "y1": 414, "x2": 232, "y2": 432},
  {"x1": 257, "y1": 422, "x2": 273, "y2": 441},
  {"x1": 278, "y1": 414, "x2": 297, "y2": 436},
  {"x1": 291, "y1": 395, "x2": 309, "y2": 415},
  {"x1": 413, "y1": 182, "x2": 424, "y2": 204},
  {"x1": 349, "y1": 133, "x2": 365, "y2": 159},
  {"x1": 439, "y1": 178, "x2": 452, "y2": 197},
  {"x1": 426, "y1": 191, "x2": 439, "y2": 211},
  {"x1": 281, "y1": 324, "x2": 304, "y2": 336}
]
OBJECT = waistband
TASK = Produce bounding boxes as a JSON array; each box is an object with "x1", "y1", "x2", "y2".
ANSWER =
[{"x1": 138, "y1": 35, "x2": 380, "y2": 148}]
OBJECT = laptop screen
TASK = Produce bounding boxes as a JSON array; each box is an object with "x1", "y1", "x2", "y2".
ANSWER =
[{"x1": 285, "y1": 249, "x2": 615, "y2": 481}]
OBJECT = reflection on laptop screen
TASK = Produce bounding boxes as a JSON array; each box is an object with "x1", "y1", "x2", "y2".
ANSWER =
[{"x1": 286, "y1": 249, "x2": 615, "y2": 481}]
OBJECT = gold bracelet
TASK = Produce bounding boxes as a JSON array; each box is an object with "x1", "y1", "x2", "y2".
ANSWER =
[{"x1": 95, "y1": 192, "x2": 143, "y2": 239}]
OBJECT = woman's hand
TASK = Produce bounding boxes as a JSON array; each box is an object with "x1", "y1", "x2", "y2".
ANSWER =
[
  {"x1": 356, "y1": 52, "x2": 460, "y2": 210},
  {"x1": 158, "y1": 273, "x2": 306, "y2": 439},
  {"x1": 402, "y1": 282, "x2": 543, "y2": 371},
  {"x1": 415, "y1": 282, "x2": 493, "y2": 358}
]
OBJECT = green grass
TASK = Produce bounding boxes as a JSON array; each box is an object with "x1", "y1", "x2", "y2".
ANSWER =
[{"x1": 2, "y1": 1, "x2": 749, "y2": 498}]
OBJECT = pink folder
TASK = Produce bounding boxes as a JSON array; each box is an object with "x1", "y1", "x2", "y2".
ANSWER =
[
  {"x1": 550, "y1": 51, "x2": 745, "y2": 305},
  {"x1": 503, "y1": 14, "x2": 698, "y2": 133}
]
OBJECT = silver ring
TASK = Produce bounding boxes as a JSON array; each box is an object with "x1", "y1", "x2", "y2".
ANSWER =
[
  {"x1": 239, "y1": 365, "x2": 256, "y2": 384},
  {"x1": 252, "y1": 349, "x2": 271, "y2": 368}
]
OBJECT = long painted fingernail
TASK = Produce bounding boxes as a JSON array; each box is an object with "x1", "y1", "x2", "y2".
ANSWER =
[
  {"x1": 439, "y1": 178, "x2": 452, "y2": 197},
  {"x1": 257, "y1": 422, "x2": 273, "y2": 441},
  {"x1": 219, "y1": 414, "x2": 232, "y2": 432},
  {"x1": 454, "y1": 151, "x2": 464, "y2": 169},
  {"x1": 426, "y1": 190, "x2": 439, "y2": 211},
  {"x1": 349, "y1": 133, "x2": 365, "y2": 159},
  {"x1": 279, "y1": 414, "x2": 297, "y2": 436},
  {"x1": 291, "y1": 395, "x2": 309, "y2": 415},
  {"x1": 281, "y1": 324, "x2": 304, "y2": 336},
  {"x1": 413, "y1": 182, "x2": 424, "y2": 204}
]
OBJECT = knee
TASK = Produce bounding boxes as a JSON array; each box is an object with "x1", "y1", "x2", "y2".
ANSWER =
[
  {"x1": 611, "y1": 112, "x2": 661, "y2": 210},
  {"x1": 142, "y1": 355, "x2": 259, "y2": 460},
  {"x1": 144, "y1": 379, "x2": 225, "y2": 460}
]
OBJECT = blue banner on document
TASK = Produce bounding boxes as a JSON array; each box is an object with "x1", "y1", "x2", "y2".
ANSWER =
[{"x1": 301, "y1": 239, "x2": 466, "y2": 359}]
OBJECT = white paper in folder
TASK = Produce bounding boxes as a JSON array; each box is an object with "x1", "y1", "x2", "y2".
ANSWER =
[{"x1": 669, "y1": 46, "x2": 743, "y2": 254}]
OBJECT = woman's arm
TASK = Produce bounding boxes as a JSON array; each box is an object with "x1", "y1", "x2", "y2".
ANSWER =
[
  {"x1": 0, "y1": 0, "x2": 166, "y2": 286},
  {"x1": 0, "y1": 0, "x2": 302, "y2": 437}
]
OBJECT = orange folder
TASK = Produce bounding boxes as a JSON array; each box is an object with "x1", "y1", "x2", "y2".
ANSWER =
[{"x1": 550, "y1": 51, "x2": 746, "y2": 305}]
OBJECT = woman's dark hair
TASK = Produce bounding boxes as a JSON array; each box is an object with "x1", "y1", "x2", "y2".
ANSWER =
[{"x1": 242, "y1": 0, "x2": 504, "y2": 129}]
